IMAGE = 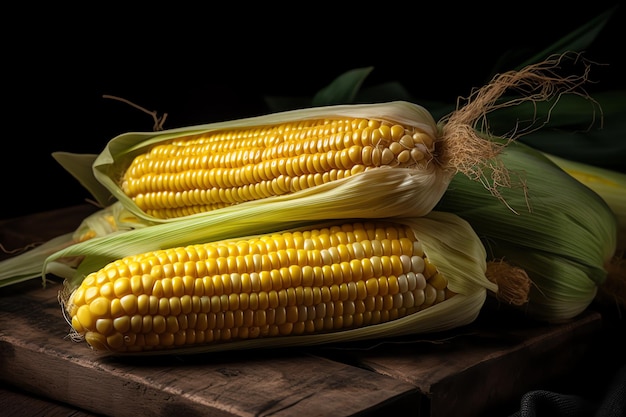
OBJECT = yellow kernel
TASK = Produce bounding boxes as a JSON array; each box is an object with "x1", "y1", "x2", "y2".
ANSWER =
[
  {"x1": 95, "y1": 318, "x2": 114, "y2": 335},
  {"x1": 397, "y1": 150, "x2": 411, "y2": 163},
  {"x1": 424, "y1": 258, "x2": 438, "y2": 278},
  {"x1": 72, "y1": 314, "x2": 84, "y2": 333},
  {"x1": 387, "y1": 276, "x2": 399, "y2": 295},
  {"x1": 142, "y1": 316, "x2": 153, "y2": 333},
  {"x1": 99, "y1": 283, "x2": 114, "y2": 299},
  {"x1": 120, "y1": 294, "x2": 137, "y2": 315},
  {"x1": 113, "y1": 316, "x2": 130, "y2": 333},
  {"x1": 89, "y1": 297, "x2": 110, "y2": 318},
  {"x1": 70, "y1": 287, "x2": 85, "y2": 307},
  {"x1": 151, "y1": 279, "x2": 163, "y2": 298},
  {"x1": 158, "y1": 297, "x2": 170, "y2": 316},
  {"x1": 161, "y1": 278, "x2": 173, "y2": 297},
  {"x1": 390, "y1": 256, "x2": 404, "y2": 276},
  {"x1": 148, "y1": 296, "x2": 159, "y2": 314},
  {"x1": 428, "y1": 272, "x2": 448, "y2": 291},
  {"x1": 110, "y1": 299, "x2": 124, "y2": 318},
  {"x1": 413, "y1": 131, "x2": 434, "y2": 150},
  {"x1": 180, "y1": 295, "x2": 193, "y2": 314},
  {"x1": 76, "y1": 305, "x2": 94, "y2": 330},
  {"x1": 169, "y1": 297, "x2": 182, "y2": 316},
  {"x1": 130, "y1": 315, "x2": 143, "y2": 333},
  {"x1": 114, "y1": 278, "x2": 131, "y2": 298},
  {"x1": 137, "y1": 294, "x2": 150, "y2": 315},
  {"x1": 210, "y1": 295, "x2": 221, "y2": 313},
  {"x1": 84, "y1": 286, "x2": 100, "y2": 304},
  {"x1": 85, "y1": 332, "x2": 107, "y2": 350},
  {"x1": 160, "y1": 333, "x2": 175, "y2": 346},
  {"x1": 378, "y1": 125, "x2": 391, "y2": 141},
  {"x1": 166, "y1": 316, "x2": 180, "y2": 333},
  {"x1": 390, "y1": 125, "x2": 405, "y2": 141},
  {"x1": 389, "y1": 141, "x2": 403, "y2": 155},
  {"x1": 145, "y1": 333, "x2": 160, "y2": 346},
  {"x1": 152, "y1": 315, "x2": 166, "y2": 333},
  {"x1": 365, "y1": 278, "x2": 379, "y2": 296},
  {"x1": 107, "y1": 333, "x2": 125, "y2": 350},
  {"x1": 82, "y1": 275, "x2": 96, "y2": 288},
  {"x1": 130, "y1": 275, "x2": 143, "y2": 295}
]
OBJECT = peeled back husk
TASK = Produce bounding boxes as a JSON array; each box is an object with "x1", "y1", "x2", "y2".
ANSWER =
[{"x1": 435, "y1": 140, "x2": 618, "y2": 321}]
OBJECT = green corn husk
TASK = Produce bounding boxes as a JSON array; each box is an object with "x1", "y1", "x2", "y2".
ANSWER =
[
  {"x1": 0, "y1": 202, "x2": 147, "y2": 288},
  {"x1": 435, "y1": 140, "x2": 618, "y2": 322},
  {"x1": 542, "y1": 153, "x2": 626, "y2": 312},
  {"x1": 542, "y1": 152, "x2": 626, "y2": 252}
]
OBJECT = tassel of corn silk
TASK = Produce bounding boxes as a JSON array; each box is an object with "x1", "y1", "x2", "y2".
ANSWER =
[
  {"x1": 436, "y1": 140, "x2": 618, "y2": 321},
  {"x1": 57, "y1": 212, "x2": 499, "y2": 354}
]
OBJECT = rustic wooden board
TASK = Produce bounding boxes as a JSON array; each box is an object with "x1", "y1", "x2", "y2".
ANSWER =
[
  {"x1": 0, "y1": 279, "x2": 420, "y2": 417},
  {"x1": 0, "y1": 381, "x2": 99, "y2": 417},
  {"x1": 319, "y1": 307, "x2": 602, "y2": 417}
]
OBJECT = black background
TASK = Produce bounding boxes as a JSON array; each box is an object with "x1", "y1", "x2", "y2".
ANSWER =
[{"x1": 2, "y1": 2, "x2": 624, "y2": 219}]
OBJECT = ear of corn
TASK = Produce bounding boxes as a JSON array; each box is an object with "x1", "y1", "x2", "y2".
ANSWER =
[
  {"x1": 541, "y1": 153, "x2": 626, "y2": 313},
  {"x1": 91, "y1": 101, "x2": 457, "y2": 223},
  {"x1": 436, "y1": 140, "x2": 618, "y2": 321},
  {"x1": 542, "y1": 152, "x2": 626, "y2": 253},
  {"x1": 58, "y1": 212, "x2": 496, "y2": 354}
]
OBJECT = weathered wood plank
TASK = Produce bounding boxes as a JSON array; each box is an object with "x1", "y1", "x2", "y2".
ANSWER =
[
  {"x1": 321, "y1": 307, "x2": 602, "y2": 417},
  {"x1": 0, "y1": 279, "x2": 419, "y2": 417},
  {"x1": 0, "y1": 382, "x2": 100, "y2": 417}
]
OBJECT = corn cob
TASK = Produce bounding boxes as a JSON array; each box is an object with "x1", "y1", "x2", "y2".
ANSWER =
[
  {"x1": 92, "y1": 101, "x2": 497, "y2": 223},
  {"x1": 121, "y1": 114, "x2": 436, "y2": 219},
  {"x1": 60, "y1": 213, "x2": 496, "y2": 354},
  {"x1": 436, "y1": 141, "x2": 618, "y2": 321}
]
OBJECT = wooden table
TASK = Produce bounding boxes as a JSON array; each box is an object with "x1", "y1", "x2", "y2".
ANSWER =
[{"x1": 0, "y1": 204, "x2": 619, "y2": 417}]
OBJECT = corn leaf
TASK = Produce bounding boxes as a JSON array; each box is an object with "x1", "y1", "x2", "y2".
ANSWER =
[
  {"x1": 514, "y1": 5, "x2": 618, "y2": 71},
  {"x1": 311, "y1": 66, "x2": 373, "y2": 107},
  {"x1": 52, "y1": 152, "x2": 113, "y2": 207}
]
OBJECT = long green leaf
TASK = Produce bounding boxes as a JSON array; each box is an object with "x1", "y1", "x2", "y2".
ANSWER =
[
  {"x1": 52, "y1": 152, "x2": 113, "y2": 207},
  {"x1": 311, "y1": 66, "x2": 374, "y2": 107},
  {"x1": 516, "y1": 6, "x2": 618, "y2": 70}
]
